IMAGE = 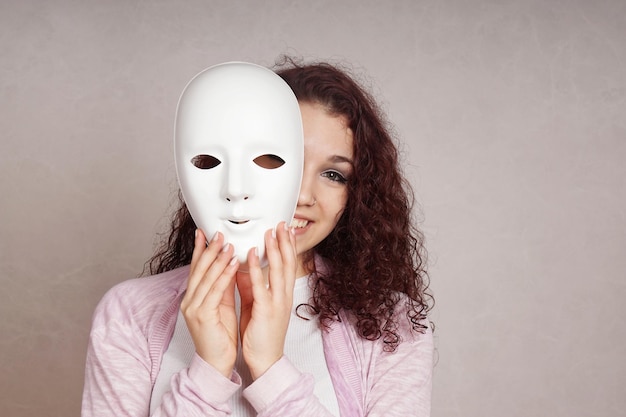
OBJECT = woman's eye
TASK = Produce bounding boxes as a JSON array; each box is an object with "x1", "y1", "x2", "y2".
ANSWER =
[
  {"x1": 191, "y1": 154, "x2": 221, "y2": 169},
  {"x1": 322, "y1": 170, "x2": 348, "y2": 184},
  {"x1": 253, "y1": 154, "x2": 285, "y2": 169}
]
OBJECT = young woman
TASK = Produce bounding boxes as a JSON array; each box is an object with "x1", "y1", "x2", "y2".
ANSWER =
[{"x1": 82, "y1": 59, "x2": 434, "y2": 416}]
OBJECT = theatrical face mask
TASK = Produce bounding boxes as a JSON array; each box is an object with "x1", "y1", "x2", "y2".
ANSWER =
[{"x1": 174, "y1": 62, "x2": 303, "y2": 265}]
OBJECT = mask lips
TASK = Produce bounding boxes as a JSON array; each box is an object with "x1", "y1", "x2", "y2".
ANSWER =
[{"x1": 228, "y1": 219, "x2": 250, "y2": 225}]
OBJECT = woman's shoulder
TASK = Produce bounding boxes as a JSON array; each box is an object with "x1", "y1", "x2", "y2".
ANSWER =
[{"x1": 90, "y1": 265, "x2": 190, "y2": 330}]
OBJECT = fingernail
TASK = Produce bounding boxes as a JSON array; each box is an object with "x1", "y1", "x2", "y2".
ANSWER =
[
  {"x1": 272, "y1": 227, "x2": 277, "y2": 239},
  {"x1": 195, "y1": 229, "x2": 198, "y2": 238},
  {"x1": 230, "y1": 255, "x2": 238, "y2": 266},
  {"x1": 212, "y1": 231, "x2": 219, "y2": 242},
  {"x1": 283, "y1": 222, "x2": 289, "y2": 231},
  {"x1": 222, "y1": 243, "x2": 230, "y2": 252},
  {"x1": 254, "y1": 247, "x2": 259, "y2": 257}
]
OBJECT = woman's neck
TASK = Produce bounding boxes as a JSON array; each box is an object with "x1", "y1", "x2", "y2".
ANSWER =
[{"x1": 296, "y1": 252, "x2": 314, "y2": 278}]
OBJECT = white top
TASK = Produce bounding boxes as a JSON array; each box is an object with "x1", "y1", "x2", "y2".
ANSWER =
[{"x1": 150, "y1": 275, "x2": 339, "y2": 416}]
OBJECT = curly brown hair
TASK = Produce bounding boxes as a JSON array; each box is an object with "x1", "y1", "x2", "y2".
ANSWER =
[{"x1": 145, "y1": 58, "x2": 432, "y2": 351}]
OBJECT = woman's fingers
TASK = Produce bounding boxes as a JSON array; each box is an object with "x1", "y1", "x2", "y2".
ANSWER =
[
  {"x1": 246, "y1": 244, "x2": 268, "y2": 307},
  {"x1": 194, "y1": 244, "x2": 238, "y2": 304},
  {"x1": 276, "y1": 221, "x2": 297, "y2": 295},
  {"x1": 186, "y1": 230, "x2": 222, "y2": 297},
  {"x1": 181, "y1": 232, "x2": 240, "y2": 377},
  {"x1": 240, "y1": 222, "x2": 298, "y2": 379},
  {"x1": 182, "y1": 231, "x2": 239, "y2": 317},
  {"x1": 264, "y1": 227, "x2": 282, "y2": 291},
  {"x1": 267, "y1": 222, "x2": 297, "y2": 296},
  {"x1": 189, "y1": 228, "x2": 206, "y2": 271},
  {"x1": 188, "y1": 248, "x2": 238, "y2": 307}
]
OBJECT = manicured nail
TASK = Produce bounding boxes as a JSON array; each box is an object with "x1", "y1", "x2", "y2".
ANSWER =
[
  {"x1": 271, "y1": 227, "x2": 277, "y2": 239},
  {"x1": 254, "y1": 247, "x2": 259, "y2": 257},
  {"x1": 230, "y1": 256, "x2": 238, "y2": 266},
  {"x1": 195, "y1": 229, "x2": 198, "y2": 238},
  {"x1": 212, "y1": 231, "x2": 219, "y2": 242},
  {"x1": 283, "y1": 222, "x2": 289, "y2": 231},
  {"x1": 222, "y1": 243, "x2": 230, "y2": 252}
]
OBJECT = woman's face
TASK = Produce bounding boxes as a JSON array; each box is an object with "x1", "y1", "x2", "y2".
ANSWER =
[{"x1": 291, "y1": 102, "x2": 354, "y2": 274}]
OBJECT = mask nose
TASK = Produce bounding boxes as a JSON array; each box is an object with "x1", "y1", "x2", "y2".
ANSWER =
[{"x1": 221, "y1": 161, "x2": 254, "y2": 202}]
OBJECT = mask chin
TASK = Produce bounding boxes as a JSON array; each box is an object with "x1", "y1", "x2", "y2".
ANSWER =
[{"x1": 174, "y1": 62, "x2": 303, "y2": 268}]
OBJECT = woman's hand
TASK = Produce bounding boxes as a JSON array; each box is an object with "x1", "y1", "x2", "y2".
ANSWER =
[
  {"x1": 180, "y1": 229, "x2": 239, "y2": 378},
  {"x1": 237, "y1": 222, "x2": 297, "y2": 380}
]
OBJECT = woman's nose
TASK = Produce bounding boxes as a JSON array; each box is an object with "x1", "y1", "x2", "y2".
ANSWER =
[{"x1": 297, "y1": 172, "x2": 316, "y2": 206}]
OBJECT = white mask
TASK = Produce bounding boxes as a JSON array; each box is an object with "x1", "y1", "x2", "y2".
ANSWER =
[{"x1": 174, "y1": 62, "x2": 303, "y2": 266}]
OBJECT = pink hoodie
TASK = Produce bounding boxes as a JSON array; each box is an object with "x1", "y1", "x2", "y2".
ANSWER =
[{"x1": 82, "y1": 266, "x2": 433, "y2": 416}]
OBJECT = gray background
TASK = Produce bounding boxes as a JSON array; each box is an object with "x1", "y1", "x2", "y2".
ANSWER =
[{"x1": 1, "y1": 0, "x2": 624, "y2": 416}]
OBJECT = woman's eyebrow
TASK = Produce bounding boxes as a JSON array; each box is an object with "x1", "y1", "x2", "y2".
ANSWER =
[{"x1": 329, "y1": 155, "x2": 354, "y2": 165}]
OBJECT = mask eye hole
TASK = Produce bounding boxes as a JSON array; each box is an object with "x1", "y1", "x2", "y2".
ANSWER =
[
  {"x1": 191, "y1": 154, "x2": 221, "y2": 169},
  {"x1": 253, "y1": 154, "x2": 285, "y2": 169}
]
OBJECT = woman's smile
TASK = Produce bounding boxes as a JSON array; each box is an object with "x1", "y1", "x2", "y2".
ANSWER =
[{"x1": 290, "y1": 217, "x2": 311, "y2": 230}]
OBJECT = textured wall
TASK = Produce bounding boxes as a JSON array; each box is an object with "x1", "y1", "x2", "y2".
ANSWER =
[{"x1": 1, "y1": 1, "x2": 624, "y2": 416}]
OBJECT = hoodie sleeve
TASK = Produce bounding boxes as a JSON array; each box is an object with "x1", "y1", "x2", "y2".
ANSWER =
[{"x1": 81, "y1": 277, "x2": 240, "y2": 417}]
